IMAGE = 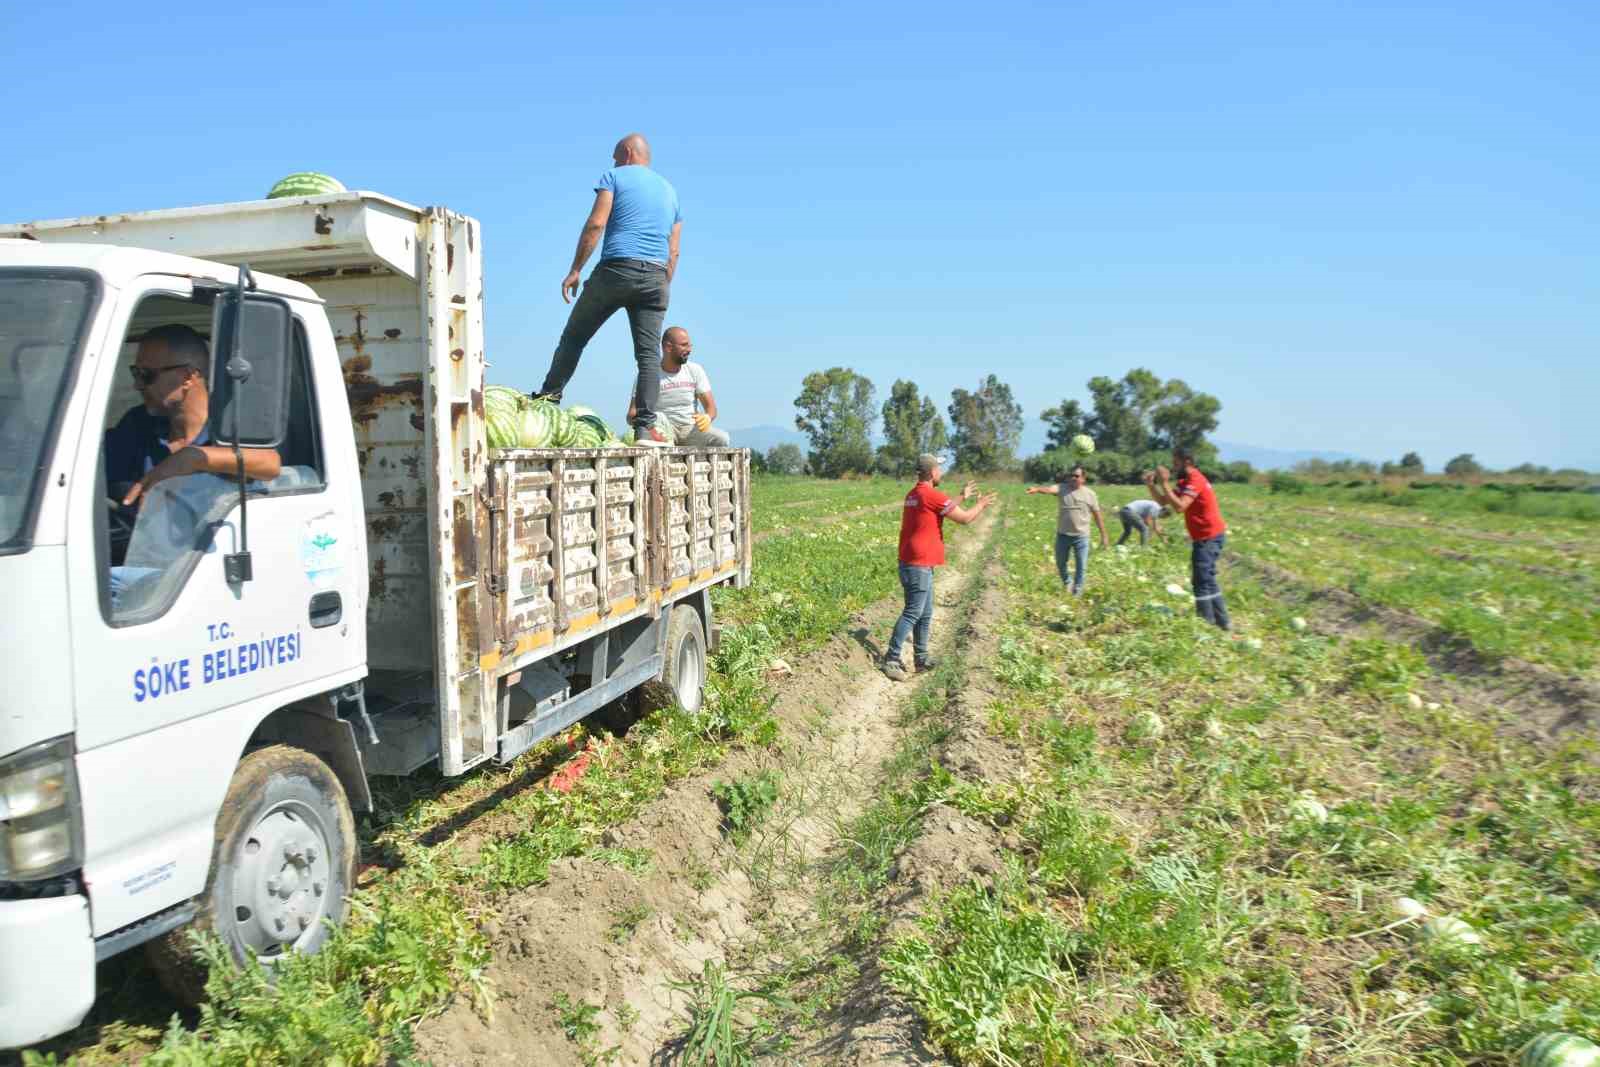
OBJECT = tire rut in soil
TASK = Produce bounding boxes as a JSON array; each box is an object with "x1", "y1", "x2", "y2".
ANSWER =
[
  {"x1": 411, "y1": 514, "x2": 1000, "y2": 1067},
  {"x1": 1228, "y1": 551, "x2": 1600, "y2": 749}
]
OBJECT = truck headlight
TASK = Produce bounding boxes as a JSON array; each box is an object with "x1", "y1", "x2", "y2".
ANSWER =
[{"x1": 0, "y1": 737, "x2": 83, "y2": 881}]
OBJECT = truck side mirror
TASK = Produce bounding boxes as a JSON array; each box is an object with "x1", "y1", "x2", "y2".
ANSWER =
[{"x1": 208, "y1": 288, "x2": 293, "y2": 448}]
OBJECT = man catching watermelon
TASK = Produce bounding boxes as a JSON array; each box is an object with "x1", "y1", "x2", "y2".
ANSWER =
[
  {"x1": 535, "y1": 133, "x2": 682, "y2": 446},
  {"x1": 1145, "y1": 448, "x2": 1231, "y2": 631},
  {"x1": 625, "y1": 326, "x2": 729, "y2": 446}
]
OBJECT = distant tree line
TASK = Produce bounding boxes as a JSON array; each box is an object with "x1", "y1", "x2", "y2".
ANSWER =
[
  {"x1": 1291, "y1": 452, "x2": 1590, "y2": 479},
  {"x1": 763, "y1": 366, "x2": 1249, "y2": 484}
]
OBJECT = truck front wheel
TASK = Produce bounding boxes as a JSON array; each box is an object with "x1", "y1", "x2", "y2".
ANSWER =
[{"x1": 147, "y1": 744, "x2": 357, "y2": 1002}]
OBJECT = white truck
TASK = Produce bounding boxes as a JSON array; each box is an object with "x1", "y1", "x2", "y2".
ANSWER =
[{"x1": 0, "y1": 192, "x2": 752, "y2": 1048}]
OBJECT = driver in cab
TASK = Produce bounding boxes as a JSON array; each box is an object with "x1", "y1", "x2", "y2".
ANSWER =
[
  {"x1": 104, "y1": 324, "x2": 281, "y2": 510},
  {"x1": 103, "y1": 325, "x2": 282, "y2": 609}
]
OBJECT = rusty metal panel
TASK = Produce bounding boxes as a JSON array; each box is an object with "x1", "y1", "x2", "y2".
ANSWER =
[{"x1": 421, "y1": 209, "x2": 493, "y2": 775}]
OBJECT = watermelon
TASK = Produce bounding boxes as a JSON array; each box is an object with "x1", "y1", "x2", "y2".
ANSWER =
[
  {"x1": 1393, "y1": 896, "x2": 1428, "y2": 921},
  {"x1": 519, "y1": 399, "x2": 558, "y2": 447},
  {"x1": 550, "y1": 407, "x2": 579, "y2": 447},
  {"x1": 1422, "y1": 915, "x2": 1482, "y2": 948},
  {"x1": 1288, "y1": 794, "x2": 1328, "y2": 824},
  {"x1": 565, "y1": 405, "x2": 599, "y2": 420},
  {"x1": 1521, "y1": 1034, "x2": 1600, "y2": 1067},
  {"x1": 1072, "y1": 434, "x2": 1096, "y2": 454},
  {"x1": 575, "y1": 413, "x2": 611, "y2": 441},
  {"x1": 1127, "y1": 710, "x2": 1165, "y2": 740},
  {"x1": 484, "y1": 386, "x2": 525, "y2": 449},
  {"x1": 266, "y1": 172, "x2": 347, "y2": 199}
]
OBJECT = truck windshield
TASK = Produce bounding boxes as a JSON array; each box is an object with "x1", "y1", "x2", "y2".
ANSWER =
[{"x1": 0, "y1": 270, "x2": 95, "y2": 553}]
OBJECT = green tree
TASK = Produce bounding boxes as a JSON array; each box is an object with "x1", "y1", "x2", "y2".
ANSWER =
[
  {"x1": 877, "y1": 380, "x2": 947, "y2": 476},
  {"x1": 1081, "y1": 368, "x2": 1221, "y2": 454},
  {"x1": 1444, "y1": 453, "x2": 1483, "y2": 477},
  {"x1": 1399, "y1": 451, "x2": 1425, "y2": 472},
  {"x1": 794, "y1": 368, "x2": 876, "y2": 478},
  {"x1": 1040, "y1": 398, "x2": 1089, "y2": 451},
  {"x1": 765, "y1": 443, "x2": 804, "y2": 475},
  {"x1": 948, "y1": 375, "x2": 1024, "y2": 472}
]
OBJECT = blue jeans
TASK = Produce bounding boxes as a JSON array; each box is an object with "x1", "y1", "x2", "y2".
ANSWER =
[
  {"x1": 1054, "y1": 533, "x2": 1090, "y2": 593},
  {"x1": 886, "y1": 563, "x2": 934, "y2": 664},
  {"x1": 1117, "y1": 507, "x2": 1149, "y2": 545},
  {"x1": 538, "y1": 258, "x2": 669, "y2": 431},
  {"x1": 1191, "y1": 534, "x2": 1231, "y2": 630}
]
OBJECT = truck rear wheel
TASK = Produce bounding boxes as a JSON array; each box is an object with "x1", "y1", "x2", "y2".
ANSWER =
[
  {"x1": 147, "y1": 744, "x2": 357, "y2": 1003},
  {"x1": 640, "y1": 604, "x2": 707, "y2": 714}
]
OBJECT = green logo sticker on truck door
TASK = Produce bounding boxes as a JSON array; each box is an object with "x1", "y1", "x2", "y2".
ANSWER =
[{"x1": 300, "y1": 511, "x2": 345, "y2": 589}]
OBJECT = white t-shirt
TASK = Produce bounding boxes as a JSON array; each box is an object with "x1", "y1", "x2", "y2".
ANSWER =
[
  {"x1": 1124, "y1": 499, "x2": 1162, "y2": 520},
  {"x1": 656, "y1": 360, "x2": 710, "y2": 432}
]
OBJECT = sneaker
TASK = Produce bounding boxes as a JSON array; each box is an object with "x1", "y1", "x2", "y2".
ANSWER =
[
  {"x1": 914, "y1": 656, "x2": 939, "y2": 673},
  {"x1": 633, "y1": 424, "x2": 671, "y2": 448},
  {"x1": 882, "y1": 658, "x2": 909, "y2": 681},
  {"x1": 530, "y1": 391, "x2": 562, "y2": 405}
]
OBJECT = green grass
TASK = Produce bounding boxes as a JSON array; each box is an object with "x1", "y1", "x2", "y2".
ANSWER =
[{"x1": 881, "y1": 483, "x2": 1600, "y2": 1066}]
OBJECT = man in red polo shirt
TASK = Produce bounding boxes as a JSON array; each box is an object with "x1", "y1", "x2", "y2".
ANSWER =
[
  {"x1": 883, "y1": 453, "x2": 997, "y2": 680},
  {"x1": 1147, "y1": 447, "x2": 1231, "y2": 630}
]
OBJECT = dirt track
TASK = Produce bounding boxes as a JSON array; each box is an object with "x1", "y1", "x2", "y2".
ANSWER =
[{"x1": 414, "y1": 512, "x2": 1006, "y2": 1065}]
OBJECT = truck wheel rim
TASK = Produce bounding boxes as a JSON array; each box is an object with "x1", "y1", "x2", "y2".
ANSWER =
[
  {"x1": 676, "y1": 633, "x2": 704, "y2": 711},
  {"x1": 232, "y1": 799, "x2": 335, "y2": 958}
]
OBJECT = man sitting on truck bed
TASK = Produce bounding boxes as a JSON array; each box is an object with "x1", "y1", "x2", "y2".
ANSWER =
[
  {"x1": 534, "y1": 132, "x2": 682, "y2": 446},
  {"x1": 626, "y1": 326, "x2": 729, "y2": 446}
]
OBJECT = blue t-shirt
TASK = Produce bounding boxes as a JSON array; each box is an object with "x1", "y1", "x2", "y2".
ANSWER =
[{"x1": 595, "y1": 165, "x2": 681, "y2": 264}]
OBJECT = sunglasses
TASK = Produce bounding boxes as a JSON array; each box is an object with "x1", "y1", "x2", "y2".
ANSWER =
[{"x1": 128, "y1": 363, "x2": 194, "y2": 386}]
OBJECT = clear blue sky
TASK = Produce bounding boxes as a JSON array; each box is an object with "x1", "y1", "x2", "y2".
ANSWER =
[{"x1": 3, "y1": 0, "x2": 1595, "y2": 470}]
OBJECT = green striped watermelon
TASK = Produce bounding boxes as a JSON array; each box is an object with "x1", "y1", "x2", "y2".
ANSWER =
[
  {"x1": 519, "y1": 399, "x2": 558, "y2": 447},
  {"x1": 266, "y1": 172, "x2": 347, "y2": 199},
  {"x1": 1521, "y1": 1034, "x2": 1600, "y2": 1067},
  {"x1": 484, "y1": 386, "x2": 525, "y2": 449}
]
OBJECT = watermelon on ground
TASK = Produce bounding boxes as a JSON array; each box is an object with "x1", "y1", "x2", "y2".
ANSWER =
[
  {"x1": 1521, "y1": 1034, "x2": 1600, "y2": 1067},
  {"x1": 266, "y1": 172, "x2": 347, "y2": 199}
]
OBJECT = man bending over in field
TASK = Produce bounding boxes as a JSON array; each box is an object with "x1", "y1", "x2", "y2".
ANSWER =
[
  {"x1": 1117, "y1": 498, "x2": 1169, "y2": 546},
  {"x1": 883, "y1": 454, "x2": 996, "y2": 681},
  {"x1": 1026, "y1": 465, "x2": 1110, "y2": 595},
  {"x1": 1145, "y1": 449, "x2": 1231, "y2": 630}
]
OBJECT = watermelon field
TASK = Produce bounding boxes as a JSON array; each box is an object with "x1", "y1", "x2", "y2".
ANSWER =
[{"x1": 21, "y1": 476, "x2": 1600, "y2": 1067}]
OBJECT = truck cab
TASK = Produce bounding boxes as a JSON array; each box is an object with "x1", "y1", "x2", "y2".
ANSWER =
[
  {"x1": 0, "y1": 240, "x2": 369, "y2": 1045},
  {"x1": 0, "y1": 193, "x2": 751, "y2": 1050}
]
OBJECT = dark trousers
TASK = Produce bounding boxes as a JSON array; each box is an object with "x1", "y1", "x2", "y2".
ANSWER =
[
  {"x1": 1191, "y1": 534, "x2": 1231, "y2": 630},
  {"x1": 1117, "y1": 507, "x2": 1149, "y2": 545},
  {"x1": 886, "y1": 563, "x2": 934, "y2": 663},
  {"x1": 538, "y1": 258, "x2": 668, "y2": 430}
]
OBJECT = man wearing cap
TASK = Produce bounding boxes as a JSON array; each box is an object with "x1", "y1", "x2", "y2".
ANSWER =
[{"x1": 882, "y1": 454, "x2": 996, "y2": 681}]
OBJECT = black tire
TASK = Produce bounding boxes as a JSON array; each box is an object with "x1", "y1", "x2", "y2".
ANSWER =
[
  {"x1": 640, "y1": 603, "x2": 707, "y2": 714},
  {"x1": 147, "y1": 744, "x2": 357, "y2": 1003}
]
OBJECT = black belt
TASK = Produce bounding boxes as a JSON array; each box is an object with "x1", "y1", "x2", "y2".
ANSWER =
[{"x1": 598, "y1": 257, "x2": 667, "y2": 271}]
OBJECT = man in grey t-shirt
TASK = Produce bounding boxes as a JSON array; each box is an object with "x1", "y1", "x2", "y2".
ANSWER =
[
  {"x1": 1026, "y1": 465, "x2": 1109, "y2": 595},
  {"x1": 626, "y1": 326, "x2": 730, "y2": 446},
  {"x1": 1116, "y1": 498, "x2": 1169, "y2": 546}
]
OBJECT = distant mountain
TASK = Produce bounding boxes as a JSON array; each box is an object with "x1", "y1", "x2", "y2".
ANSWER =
[
  {"x1": 1212, "y1": 441, "x2": 1373, "y2": 471},
  {"x1": 726, "y1": 424, "x2": 807, "y2": 454}
]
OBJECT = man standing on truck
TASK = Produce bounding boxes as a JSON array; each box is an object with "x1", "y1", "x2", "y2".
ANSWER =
[
  {"x1": 882, "y1": 454, "x2": 996, "y2": 681},
  {"x1": 535, "y1": 132, "x2": 682, "y2": 445},
  {"x1": 104, "y1": 324, "x2": 281, "y2": 508},
  {"x1": 1146, "y1": 449, "x2": 1231, "y2": 630},
  {"x1": 625, "y1": 326, "x2": 729, "y2": 446}
]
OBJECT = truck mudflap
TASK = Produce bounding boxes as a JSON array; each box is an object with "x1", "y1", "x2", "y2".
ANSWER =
[{"x1": 0, "y1": 893, "x2": 95, "y2": 1049}]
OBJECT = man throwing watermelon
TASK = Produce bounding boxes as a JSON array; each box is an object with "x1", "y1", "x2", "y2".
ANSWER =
[
  {"x1": 536, "y1": 133, "x2": 682, "y2": 445},
  {"x1": 1146, "y1": 448, "x2": 1231, "y2": 630}
]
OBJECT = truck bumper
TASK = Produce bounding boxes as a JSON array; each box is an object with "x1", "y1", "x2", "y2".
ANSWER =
[{"x1": 0, "y1": 893, "x2": 94, "y2": 1049}]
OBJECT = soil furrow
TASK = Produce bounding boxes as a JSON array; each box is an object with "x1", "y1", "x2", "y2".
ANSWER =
[
  {"x1": 413, "y1": 513, "x2": 999, "y2": 1066},
  {"x1": 1227, "y1": 551, "x2": 1600, "y2": 748}
]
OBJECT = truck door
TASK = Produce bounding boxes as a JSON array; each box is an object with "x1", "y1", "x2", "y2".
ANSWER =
[{"x1": 65, "y1": 278, "x2": 363, "y2": 935}]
